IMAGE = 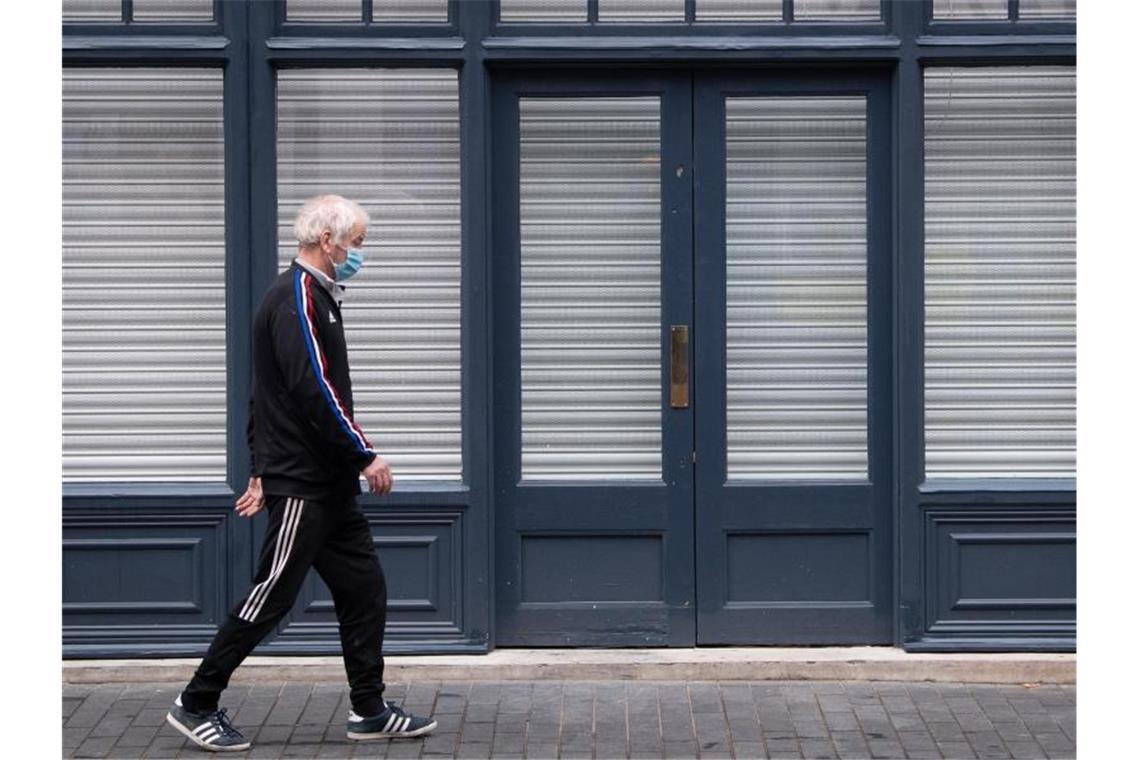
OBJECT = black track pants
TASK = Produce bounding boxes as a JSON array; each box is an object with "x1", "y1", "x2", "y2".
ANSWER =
[{"x1": 181, "y1": 494, "x2": 387, "y2": 717}]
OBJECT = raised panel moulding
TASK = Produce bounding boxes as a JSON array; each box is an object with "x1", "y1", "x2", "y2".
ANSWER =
[{"x1": 924, "y1": 509, "x2": 1076, "y2": 643}]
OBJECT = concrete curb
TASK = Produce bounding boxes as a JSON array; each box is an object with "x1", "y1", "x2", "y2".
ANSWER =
[{"x1": 63, "y1": 647, "x2": 1075, "y2": 685}]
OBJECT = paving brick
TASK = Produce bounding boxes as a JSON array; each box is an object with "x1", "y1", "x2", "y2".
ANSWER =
[
  {"x1": 887, "y1": 710, "x2": 926, "y2": 731},
  {"x1": 866, "y1": 737, "x2": 905, "y2": 758},
  {"x1": 454, "y1": 741, "x2": 491, "y2": 759},
  {"x1": 1033, "y1": 732, "x2": 1074, "y2": 752},
  {"x1": 763, "y1": 737, "x2": 802, "y2": 758},
  {"x1": 63, "y1": 725, "x2": 94, "y2": 750},
  {"x1": 827, "y1": 729, "x2": 869, "y2": 756},
  {"x1": 936, "y1": 740, "x2": 979, "y2": 759},
  {"x1": 1006, "y1": 740, "x2": 1049, "y2": 759},
  {"x1": 528, "y1": 741, "x2": 562, "y2": 758},
  {"x1": 688, "y1": 683, "x2": 723, "y2": 714},
  {"x1": 728, "y1": 716, "x2": 763, "y2": 742},
  {"x1": 731, "y1": 739, "x2": 767, "y2": 759},
  {"x1": 663, "y1": 740, "x2": 700, "y2": 758},
  {"x1": 387, "y1": 739, "x2": 426, "y2": 758},
  {"x1": 792, "y1": 720, "x2": 829, "y2": 739},
  {"x1": 110, "y1": 723, "x2": 161, "y2": 748},
  {"x1": 88, "y1": 715, "x2": 133, "y2": 738},
  {"x1": 463, "y1": 703, "x2": 498, "y2": 724},
  {"x1": 798, "y1": 737, "x2": 837, "y2": 759},
  {"x1": 421, "y1": 732, "x2": 460, "y2": 755},
  {"x1": 491, "y1": 731, "x2": 526, "y2": 754},
  {"x1": 628, "y1": 729, "x2": 663, "y2": 757},
  {"x1": 965, "y1": 729, "x2": 1012, "y2": 759},
  {"x1": 299, "y1": 685, "x2": 345, "y2": 726},
  {"x1": 313, "y1": 741, "x2": 354, "y2": 758},
  {"x1": 821, "y1": 711, "x2": 859, "y2": 732},
  {"x1": 72, "y1": 735, "x2": 118, "y2": 759},
  {"x1": 897, "y1": 729, "x2": 940, "y2": 756}
]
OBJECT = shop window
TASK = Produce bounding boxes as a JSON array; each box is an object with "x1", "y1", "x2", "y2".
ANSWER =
[
  {"x1": 63, "y1": 68, "x2": 227, "y2": 482},
  {"x1": 932, "y1": 0, "x2": 1009, "y2": 20},
  {"x1": 276, "y1": 69, "x2": 463, "y2": 482},
  {"x1": 923, "y1": 67, "x2": 1075, "y2": 479},
  {"x1": 63, "y1": 0, "x2": 122, "y2": 23},
  {"x1": 133, "y1": 0, "x2": 214, "y2": 22}
]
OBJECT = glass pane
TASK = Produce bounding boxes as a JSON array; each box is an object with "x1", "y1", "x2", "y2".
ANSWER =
[
  {"x1": 932, "y1": 0, "x2": 1009, "y2": 20},
  {"x1": 795, "y1": 0, "x2": 880, "y2": 22},
  {"x1": 287, "y1": 0, "x2": 362, "y2": 22},
  {"x1": 599, "y1": 0, "x2": 685, "y2": 22},
  {"x1": 133, "y1": 0, "x2": 214, "y2": 22},
  {"x1": 1019, "y1": 0, "x2": 1076, "y2": 19},
  {"x1": 276, "y1": 70, "x2": 462, "y2": 481},
  {"x1": 924, "y1": 67, "x2": 1076, "y2": 478},
  {"x1": 697, "y1": 0, "x2": 783, "y2": 21},
  {"x1": 725, "y1": 96, "x2": 869, "y2": 480},
  {"x1": 63, "y1": 68, "x2": 226, "y2": 482},
  {"x1": 519, "y1": 97, "x2": 663, "y2": 480},
  {"x1": 63, "y1": 0, "x2": 122, "y2": 22},
  {"x1": 500, "y1": 0, "x2": 587, "y2": 22},
  {"x1": 373, "y1": 0, "x2": 449, "y2": 22}
]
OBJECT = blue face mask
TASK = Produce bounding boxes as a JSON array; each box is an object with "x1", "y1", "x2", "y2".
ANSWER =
[{"x1": 334, "y1": 248, "x2": 364, "y2": 281}]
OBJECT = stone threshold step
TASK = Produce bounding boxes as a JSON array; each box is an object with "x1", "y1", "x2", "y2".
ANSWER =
[{"x1": 63, "y1": 647, "x2": 1074, "y2": 685}]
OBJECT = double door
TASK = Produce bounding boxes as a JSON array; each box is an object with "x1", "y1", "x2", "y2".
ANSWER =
[{"x1": 493, "y1": 71, "x2": 893, "y2": 645}]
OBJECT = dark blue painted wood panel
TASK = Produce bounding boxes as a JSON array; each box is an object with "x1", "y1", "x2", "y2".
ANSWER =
[
  {"x1": 520, "y1": 535, "x2": 664, "y2": 603},
  {"x1": 266, "y1": 509, "x2": 466, "y2": 653},
  {"x1": 725, "y1": 532, "x2": 871, "y2": 603},
  {"x1": 62, "y1": 505, "x2": 235, "y2": 656},
  {"x1": 926, "y1": 509, "x2": 1075, "y2": 635}
]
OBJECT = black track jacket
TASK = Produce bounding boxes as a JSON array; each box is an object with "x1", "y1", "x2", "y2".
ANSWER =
[{"x1": 247, "y1": 260, "x2": 376, "y2": 500}]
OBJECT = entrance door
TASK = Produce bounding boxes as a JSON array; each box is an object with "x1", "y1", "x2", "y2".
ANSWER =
[
  {"x1": 493, "y1": 71, "x2": 892, "y2": 646},
  {"x1": 692, "y1": 73, "x2": 893, "y2": 644},
  {"x1": 492, "y1": 74, "x2": 696, "y2": 646}
]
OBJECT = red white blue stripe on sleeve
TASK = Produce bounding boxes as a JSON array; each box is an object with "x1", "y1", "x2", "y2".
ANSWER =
[{"x1": 294, "y1": 269, "x2": 374, "y2": 456}]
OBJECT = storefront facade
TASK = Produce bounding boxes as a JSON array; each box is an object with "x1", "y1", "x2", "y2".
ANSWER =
[{"x1": 62, "y1": 0, "x2": 1076, "y2": 657}]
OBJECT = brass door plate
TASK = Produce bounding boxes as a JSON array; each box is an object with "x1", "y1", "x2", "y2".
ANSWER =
[{"x1": 671, "y1": 325, "x2": 689, "y2": 409}]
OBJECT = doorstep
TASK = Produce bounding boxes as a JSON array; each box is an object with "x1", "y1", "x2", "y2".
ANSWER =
[{"x1": 62, "y1": 647, "x2": 1074, "y2": 685}]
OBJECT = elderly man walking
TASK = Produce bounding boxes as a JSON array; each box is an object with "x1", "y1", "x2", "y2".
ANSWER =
[{"x1": 165, "y1": 195, "x2": 436, "y2": 752}]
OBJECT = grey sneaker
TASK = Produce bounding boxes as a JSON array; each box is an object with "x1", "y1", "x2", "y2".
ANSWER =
[
  {"x1": 346, "y1": 701, "x2": 437, "y2": 740},
  {"x1": 166, "y1": 696, "x2": 251, "y2": 753}
]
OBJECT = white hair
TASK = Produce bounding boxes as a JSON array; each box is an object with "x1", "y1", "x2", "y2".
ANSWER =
[{"x1": 293, "y1": 194, "x2": 370, "y2": 247}]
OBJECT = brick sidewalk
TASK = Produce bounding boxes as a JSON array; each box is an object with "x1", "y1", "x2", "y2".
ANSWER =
[{"x1": 62, "y1": 680, "x2": 1075, "y2": 759}]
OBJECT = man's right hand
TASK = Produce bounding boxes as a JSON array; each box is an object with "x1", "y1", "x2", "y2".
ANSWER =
[{"x1": 362, "y1": 456, "x2": 393, "y2": 495}]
